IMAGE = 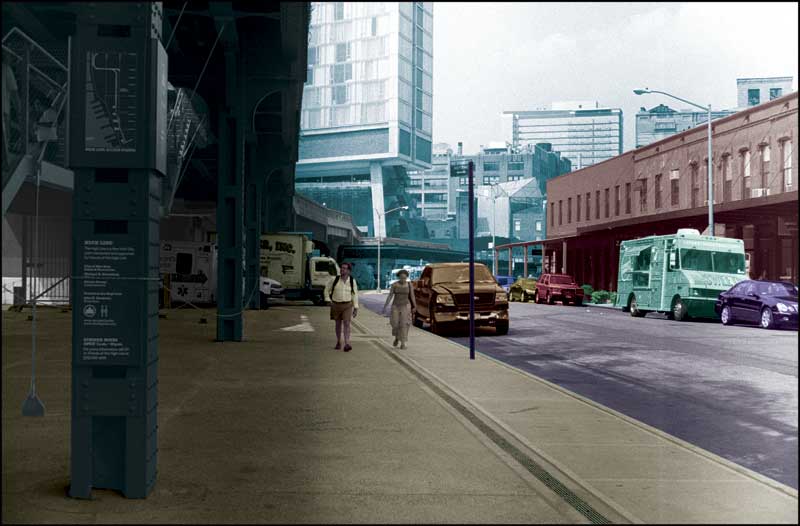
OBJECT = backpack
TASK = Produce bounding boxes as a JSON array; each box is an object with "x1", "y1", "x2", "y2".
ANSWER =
[{"x1": 331, "y1": 275, "x2": 355, "y2": 296}]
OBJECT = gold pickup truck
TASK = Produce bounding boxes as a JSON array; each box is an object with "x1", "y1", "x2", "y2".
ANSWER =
[{"x1": 412, "y1": 262, "x2": 509, "y2": 335}]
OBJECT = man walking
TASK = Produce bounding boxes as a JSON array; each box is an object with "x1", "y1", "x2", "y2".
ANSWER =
[{"x1": 324, "y1": 262, "x2": 358, "y2": 352}]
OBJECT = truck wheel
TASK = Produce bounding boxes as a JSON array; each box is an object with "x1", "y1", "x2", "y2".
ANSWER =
[
  {"x1": 629, "y1": 295, "x2": 646, "y2": 317},
  {"x1": 430, "y1": 316, "x2": 445, "y2": 335},
  {"x1": 495, "y1": 321, "x2": 509, "y2": 335},
  {"x1": 671, "y1": 297, "x2": 688, "y2": 321}
]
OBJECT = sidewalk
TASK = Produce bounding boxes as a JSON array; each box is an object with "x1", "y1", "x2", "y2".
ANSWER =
[
  {"x1": 2, "y1": 305, "x2": 583, "y2": 523},
  {"x1": 2, "y1": 302, "x2": 796, "y2": 523}
]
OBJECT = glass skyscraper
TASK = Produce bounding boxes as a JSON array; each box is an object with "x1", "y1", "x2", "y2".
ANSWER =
[{"x1": 296, "y1": 2, "x2": 433, "y2": 239}]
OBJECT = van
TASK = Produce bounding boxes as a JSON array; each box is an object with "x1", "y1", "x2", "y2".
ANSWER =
[{"x1": 614, "y1": 229, "x2": 748, "y2": 320}]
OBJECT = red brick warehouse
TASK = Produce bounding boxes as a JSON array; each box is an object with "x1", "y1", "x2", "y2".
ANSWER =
[{"x1": 501, "y1": 92, "x2": 798, "y2": 292}]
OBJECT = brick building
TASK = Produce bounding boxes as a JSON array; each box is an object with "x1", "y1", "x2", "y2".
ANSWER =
[{"x1": 519, "y1": 92, "x2": 797, "y2": 292}]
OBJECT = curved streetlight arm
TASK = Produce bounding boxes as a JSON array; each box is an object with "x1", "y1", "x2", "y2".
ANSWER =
[{"x1": 635, "y1": 89, "x2": 709, "y2": 111}]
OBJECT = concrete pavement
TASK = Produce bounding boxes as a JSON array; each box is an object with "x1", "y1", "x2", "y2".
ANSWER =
[{"x1": 2, "y1": 299, "x2": 797, "y2": 523}]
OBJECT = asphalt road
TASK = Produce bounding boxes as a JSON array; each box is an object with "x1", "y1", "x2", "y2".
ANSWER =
[{"x1": 359, "y1": 293, "x2": 799, "y2": 489}]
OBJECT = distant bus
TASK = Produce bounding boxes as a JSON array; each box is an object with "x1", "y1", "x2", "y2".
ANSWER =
[{"x1": 614, "y1": 229, "x2": 748, "y2": 321}]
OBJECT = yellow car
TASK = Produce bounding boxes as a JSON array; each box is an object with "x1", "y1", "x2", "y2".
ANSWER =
[{"x1": 509, "y1": 278, "x2": 538, "y2": 302}]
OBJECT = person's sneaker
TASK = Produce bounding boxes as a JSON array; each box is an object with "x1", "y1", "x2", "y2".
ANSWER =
[
  {"x1": 393, "y1": 338, "x2": 399, "y2": 347},
  {"x1": 343, "y1": 344, "x2": 352, "y2": 352},
  {"x1": 334, "y1": 342, "x2": 341, "y2": 350}
]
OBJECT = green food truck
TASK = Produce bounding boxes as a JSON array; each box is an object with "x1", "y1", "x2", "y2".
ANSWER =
[{"x1": 615, "y1": 229, "x2": 748, "y2": 320}]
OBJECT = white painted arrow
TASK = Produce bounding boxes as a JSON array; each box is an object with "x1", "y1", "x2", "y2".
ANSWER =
[{"x1": 280, "y1": 314, "x2": 315, "y2": 332}]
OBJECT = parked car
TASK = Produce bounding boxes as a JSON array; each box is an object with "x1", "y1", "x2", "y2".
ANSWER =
[
  {"x1": 413, "y1": 263, "x2": 509, "y2": 335},
  {"x1": 535, "y1": 273, "x2": 584, "y2": 305},
  {"x1": 509, "y1": 277, "x2": 538, "y2": 302},
  {"x1": 494, "y1": 275, "x2": 514, "y2": 292},
  {"x1": 715, "y1": 280, "x2": 798, "y2": 329}
]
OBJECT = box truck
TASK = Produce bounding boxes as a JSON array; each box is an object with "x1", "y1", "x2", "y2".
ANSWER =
[
  {"x1": 614, "y1": 228, "x2": 748, "y2": 320},
  {"x1": 260, "y1": 232, "x2": 339, "y2": 305}
]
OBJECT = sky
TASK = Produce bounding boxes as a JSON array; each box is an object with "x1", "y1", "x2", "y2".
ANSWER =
[{"x1": 432, "y1": 2, "x2": 799, "y2": 155}]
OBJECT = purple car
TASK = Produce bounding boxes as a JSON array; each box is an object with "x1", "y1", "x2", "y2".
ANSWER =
[{"x1": 715, "y1": 280, "x2": 798, "y2": 329}]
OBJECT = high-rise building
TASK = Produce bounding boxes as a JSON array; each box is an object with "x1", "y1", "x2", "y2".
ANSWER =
[
  {"x1": 635, "y1": 104, "x2": 735, "y2": 148},
  {"x1": 737, "y1": 77, "x2": 793, "y2": 108},
  {"x1": 503, "y1": 101, "x2": 623, "y2": 171},
  {"x1": 295, "y1": 2, "x2": 434, "y2": 239}
]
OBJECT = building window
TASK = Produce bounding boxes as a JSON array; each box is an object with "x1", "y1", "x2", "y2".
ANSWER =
[
  {"x1": 508, "y1": 161, "x2": 524, "y2": 171},
  {"x1": 576, "y1": 194, "x2": 581, "y2": 222},
  {"x1": 508, "y1": 174, "x2": 524, "y2": 181},
  {"x1": 781, "y1": 139, "x2": 793, "y2": 191},
  {"x1": 670, "y1": 169, "x2": 680, "y2": 206},
  {"x1": 770, "y1": 88, "x2": 783, "y2": 100},
  {"x1": 514, "y1": 219, "x2": 521, "y2": 232},
  {"x1": 741, "y1": 150, "x2": 751, "y2": 198},
  {"x1": 614, "y1": 185, "x2": 620, "y2": 216},
  {"x1": 567, "y1": 197, "x2": 572, "y2": 223},
  {"x1": 585, "y1": 192, "x2": 591, "y2": 221},
  {"x1": 604, "y1": 188, "x2": 610, "y2": 218},
  {"x1": 332, "y1": 63, "x2": 353, "y2": 83},
  {"x1": 722, "y1": 155, "x2": 732, "y2": 202},
  {"x1": 536, "y1": 220, "x2": 542, "y2": 232},
  {"x1": 371, "y1": 16, "x2": 378, "y2": 36},
  {"x1": 305, "y1": 66, "x2": 313, "y2": 85},
  {"x1": 595, "y1": 191, "x2": 600, "y2": 219},
  {"x1": 334, "y1": 2, "x2": 344, "y2": 20},
  {"x1": 335, "y1": 42, "x2": 351, "y2": 62},
  {"x1": 550, "y1": 202, "x2": 555, "y2": 228},
  {"x1": 332, "y1": 85, "x2": 348, "y2": 105},
  {"x1": 639, "y1": 178, "x2": 647, "y2": 212},
  {"x1": 760, "y1": 144, "x2": 770, "y2": 190},
  {"x1": 625, "y1": 183, "x2": 631, "y2": 214},
  {"x1": 483, "y1": 161, "x2": 500, "y2": 172},
  {"x1": 483, "y1": 175, "x2": 499, "y2": 184},
  {"x1": 558, "y1": 200, "x2": 563, "y2": 226},
  {"x1": 459, "y1": 177, "x2": 467, "y2": 186},
  {"x1": 308, "y1": 46, "x2": 318, "y2": 65},
  {"x1": 691, "y1": 163, "x2": 700, "y2": 207},
  {"x1": 748, "y1": 88, "x2": 760, "y2": 106},
  {"x1": 655, "y1": 173, "x2": 662, "y2": 209}
]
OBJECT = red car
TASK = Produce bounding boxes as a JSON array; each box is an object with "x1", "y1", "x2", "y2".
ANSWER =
[{"x1": 535, "y1": 274, "x2": 584, "y2": 305}]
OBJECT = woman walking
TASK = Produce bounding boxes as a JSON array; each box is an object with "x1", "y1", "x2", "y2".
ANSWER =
[{"x1": 382, "y1": 269, "x2": 417, "y2": 349}]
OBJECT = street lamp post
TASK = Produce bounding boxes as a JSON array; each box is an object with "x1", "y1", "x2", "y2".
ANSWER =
[
  {"x1": 634, "y1": 88, "x2": 714, "y2": 233},
  {"x1": 489, "y1": 182, "x2": 510, "y2": 275},
  {"x1": 375, "y1": 205, "x2": 408, "y2": 293}
]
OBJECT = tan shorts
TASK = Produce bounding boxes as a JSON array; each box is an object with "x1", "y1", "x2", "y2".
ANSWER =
[{"x1": 330, "y1": 301, "x2": 353, "y2": 321}]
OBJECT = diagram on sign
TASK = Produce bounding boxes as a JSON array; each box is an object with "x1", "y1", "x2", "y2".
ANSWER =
[{"x1": 84, "y1": 50, "x2": 138, "y2": 153}]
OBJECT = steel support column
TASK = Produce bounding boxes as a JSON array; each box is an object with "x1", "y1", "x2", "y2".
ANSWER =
[
  {"x1": 523, "y1": 246, "x2": 528, "y2": 277},
  {"x1": 68, "y1": 3, "x2": 167, "y2": 499},
  {"x1": 244, "y1": 138, "x2": 263, "y2": 310},
  {"x1": 508, "y1": 247, "x2": 512, "y2": 276},
  {"x1": 216, "y1": 50, "x2": 245, "y2": 341}
]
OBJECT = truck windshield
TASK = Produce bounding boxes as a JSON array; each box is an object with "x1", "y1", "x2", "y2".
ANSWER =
[
  {"x1": 433, "y1": 266, "x2": 494, "y2": 283},
  {"x1": 679, "y1": 249, "x2": 745, "y2": 274}
]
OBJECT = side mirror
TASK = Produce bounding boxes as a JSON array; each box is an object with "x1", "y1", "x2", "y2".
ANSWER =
[{"x1": 669, "y1": 252, "x2": 676, "y2": 269}]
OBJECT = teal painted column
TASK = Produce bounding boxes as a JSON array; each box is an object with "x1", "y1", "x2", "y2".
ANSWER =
[
  {"x1": 245, "y1": 139, "x2": 263, "y2": 309},
  {"x1": 68, "y1": 3, "x2": 167, "y2": 499},
  {"x1": 215, "y1": 50, "x2": 244, "y2": 341}
]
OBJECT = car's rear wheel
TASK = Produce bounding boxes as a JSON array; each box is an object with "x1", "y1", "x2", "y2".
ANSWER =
[
  {"x1": 521, "y1": 292, "x2": 529, "y2": 302},
  {"x1": 534, "y1": 291, "x2": 540, "y2": 304},
  {"x1": 547, "y1": 292, "x2": 554, "y2": 305},
  {"x1": 720, "y1": 305, "x2": 734, "y2": 325},
  {"x1": 760, "y1": 307, "x2": 775, "y2": 329},
  {"x1": 495, "y1": 321, "x2": 509, "y2": 335}
]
